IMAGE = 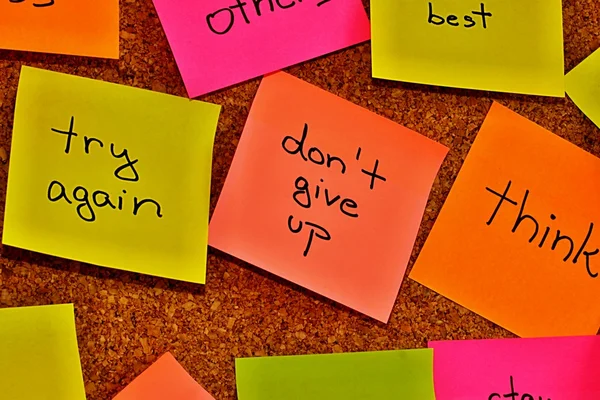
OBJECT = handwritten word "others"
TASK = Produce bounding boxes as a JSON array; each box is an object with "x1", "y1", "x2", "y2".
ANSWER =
[{"x1": 207, "y1": 0, "x2": 332, "y2": 35}]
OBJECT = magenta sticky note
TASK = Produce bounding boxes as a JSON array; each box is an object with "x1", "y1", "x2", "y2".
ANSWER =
[
  {"x1": 429, "y1": 336, "x2": 600, "y2": 400},
  {"x1": 151, "y1": 0, "x2": 370, "y2": 97}
]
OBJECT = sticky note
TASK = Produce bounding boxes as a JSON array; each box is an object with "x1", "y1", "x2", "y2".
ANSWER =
[
  {"x1": 566, "y1": 47, "x2": 600, "y2": 129},
  {"x1": 150, "y1": 0, "x2": 370, "y2": 97},
  {"x1": 114, "y1": 353, "x2": 215, "y2": 400},
  {"x1": 429, "y1": 336, "x2": 600, "y2": 400},
  {"x1": 0, "y1": 304, "x2": 86, "y2": 400},
  {"x1": 410, "y1": 102, "x2": 600, "y2": 337},
  {"x1": 371, "y1": 0, "x2": 564, "y2": 96},
  {"x1": 0, "y1": 0, "x2": 118, "y2": 58},
  {"x1": 236, "y1": 350, "x2": 436, "y2": 399},
  {"x1": 4, "y1": 66, "x2": 221, "y2": 284},
  {"x1": 209, "y1": 72, "x2": 448, "y2": 322}
]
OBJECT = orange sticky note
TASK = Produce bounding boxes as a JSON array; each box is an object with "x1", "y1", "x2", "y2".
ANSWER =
[
  {"x1": 113, "y1": 353, "x2": 214, "y2": 400},
  {"x1": 209, "y1": 72, "x2": 448, "y2": 322},
  {"x1": 0, "y1": 0, "x2": 119, "y2": 58},
  {"x1": 410, "y1": 102, "x2": 600, "y2": 337}
]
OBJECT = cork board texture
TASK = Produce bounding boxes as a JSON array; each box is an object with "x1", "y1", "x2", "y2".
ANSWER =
[{"x1": 0, "y1": 0, "x2": 599, "y2": 398}]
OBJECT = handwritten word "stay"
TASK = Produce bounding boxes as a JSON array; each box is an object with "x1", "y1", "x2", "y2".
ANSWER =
[{"x1": 489, "y1": 376, "x2": 551, "y2": 400}]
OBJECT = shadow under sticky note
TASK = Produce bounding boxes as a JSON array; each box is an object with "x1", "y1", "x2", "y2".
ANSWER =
[
  {"x1": 410, "y1": 102, "x2": 600, "y2": 337},
  {"x1": 429, "y1": 336, "x2": 600, "y2": 400},
  {"x1": 3, "y1": 66, "x2": 221, "y2": 284},
  {"x1": 0, "y1": 0, "x2": 119, "y2": 58},
  {"x1": 235, "y1": 349, "x2": 436, "y2": 400},
  {"x1": 371, "y1": 0, "x2": 564, "y2": 96},
  {"x1": 151, "y1": 0, "x2": 370, "y2": 97},
  {"x1": 566, "y1": 47, "x2": 600, "y2": 129},
  {"x1": 209, "y1": 72, "x2": 448, "y2": 322},
  {"x1": 0, "y1": 304, "x2": 86, "y2": 400},
  {"x1": 113, "y1": 352, "x2": 215, "y2": 400}
]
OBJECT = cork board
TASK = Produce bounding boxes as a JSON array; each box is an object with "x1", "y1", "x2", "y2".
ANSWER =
[{"x1": 0, "y1": 0, "x2": 598, "y2": 398}]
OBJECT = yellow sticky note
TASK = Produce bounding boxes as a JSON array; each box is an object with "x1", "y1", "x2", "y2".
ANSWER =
[
  {"x1": 3, "y1": 67, "x2": 221, "y2": 283},
  {"x1": 566, "y1": 48, "x2": 600, "y2": 129},
  {"x1": 371, "y1": 0, "x2": 564, "y2": 96},
  {"x1": 0, "y1": 304, "x2": 86, "y2": 400}
]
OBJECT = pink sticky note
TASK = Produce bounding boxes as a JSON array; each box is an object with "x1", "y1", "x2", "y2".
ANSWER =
[
  {"x1": 209, "y1": 72, "x2": 448, "y2": 322},
  {"x1": 429, "y1": 337, "x2": 600, "y2": 400},
  {"x1": 151, "y1": 0, "x2": 370, "y2": 97},
  {"x1": 113, "y1": 353, "x2": 214, "y2": 400}
]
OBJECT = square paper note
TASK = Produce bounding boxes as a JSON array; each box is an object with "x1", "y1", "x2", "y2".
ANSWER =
[
  {"x1": 4, "y1": 67, "x2": 221, "y2": 283},
  {"x1": 209, "y1": 72, "x2": 448, "y2": 322},
  {"x1": 151, "y1": 0, "x2": 370, "y2": 97},
  {"x1": 0, "y1": 0, "x2": 118, "y2": 58},
  {"x1": 236, "y1": 350, "x2": 436, "y2": 400},
  {"x1": 114, "y1": 353, "x2": 215, "y2": 400},
  {"x1": 566, "y1": 47, "x2": 600, "y2": 129},
  {"x1": 429, "y1": 336, "x2": 600, "y2": 400},
  {"x1": 371, "y1": 0, "x2": 564, "y2": 96},
  {"x1": 411, "y1": 102, "x2": 600, "y2": 337},
  {"x1": 0, "y1": 304, "x2": 86, "y2": 400}
]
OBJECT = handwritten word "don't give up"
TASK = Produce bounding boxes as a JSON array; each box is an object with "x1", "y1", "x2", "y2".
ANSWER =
[{"x1": 282, "y1": 123, "x2": 387, "y2": 257}]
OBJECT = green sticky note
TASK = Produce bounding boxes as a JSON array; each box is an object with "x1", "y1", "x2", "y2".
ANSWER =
[
  {"x1": 371, "y1": 0, "x2": 564, "y2": 96},
  {"x1": 566, "y1": 47, "x2": 600, "y2": 129},
  {"x1": 235, "y1": 349, "x2": 435, "y2": 399},
  {"x1": 0, "y1": 304, "x2": 86, "y2": 400}
]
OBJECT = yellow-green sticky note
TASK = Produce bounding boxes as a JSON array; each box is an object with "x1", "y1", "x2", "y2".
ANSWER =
[
  {"x1": 0, "y1": 304, "x2": 86, "y2": 400},
  {"x1": 3, "y1": 66, "x2": 221, "y2": 283},
  {"x1": 566, "y1": 47, "x2": 600, "y2": 129},
  {"x1": 235, "y1": 349, "x2": 436, "y2": 399},
  {"x1": 371, "y1": 0, "x2": 564, "y2": 96}
]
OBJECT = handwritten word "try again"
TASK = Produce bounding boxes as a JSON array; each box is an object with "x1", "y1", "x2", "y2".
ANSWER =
[
  {"x1": 47, "y1": 116, "x2": 163, "y2": 223},
  {"x1": 207, "y1": 0, "x2": 333, "y2": 35}
]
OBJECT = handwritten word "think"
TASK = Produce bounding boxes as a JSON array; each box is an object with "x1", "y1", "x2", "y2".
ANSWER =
[{"x1": 485, "y1": 180, "x2": 598, "y2": 278}]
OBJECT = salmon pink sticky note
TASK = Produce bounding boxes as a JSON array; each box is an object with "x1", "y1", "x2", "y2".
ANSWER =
[
  {"x1": 150, "y1": 0, "x2": 370, "y2": 97},
  {"x1": 209, "y1": 72, "x2": 448, "y2": 322},
  {"x1": 113, "y1": 353, "x2": 214, "y2": 400},
  {"x1": 429, "y1": 336, "x2": 600, "y2": 400},
  {"x1": 411, "y1": 102, "x2": 600, "y2": 337}
]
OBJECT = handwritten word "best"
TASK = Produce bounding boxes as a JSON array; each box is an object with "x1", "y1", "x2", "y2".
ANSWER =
[
  {"x1": 207, "y1": 0, "x2": 332, "y2": 35},
  {"x1": 428, "y1": 2, "x2": 492, "y2": 29}
]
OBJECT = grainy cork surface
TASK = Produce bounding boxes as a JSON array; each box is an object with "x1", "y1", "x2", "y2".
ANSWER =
[{"x1": 0, "y1": 0, "x2": 599, "y2": 399}]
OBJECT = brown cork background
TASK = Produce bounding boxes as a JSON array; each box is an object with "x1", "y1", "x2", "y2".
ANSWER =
[{"x1": 0, "y1": 0, "x2": 599, "y2": 399}]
